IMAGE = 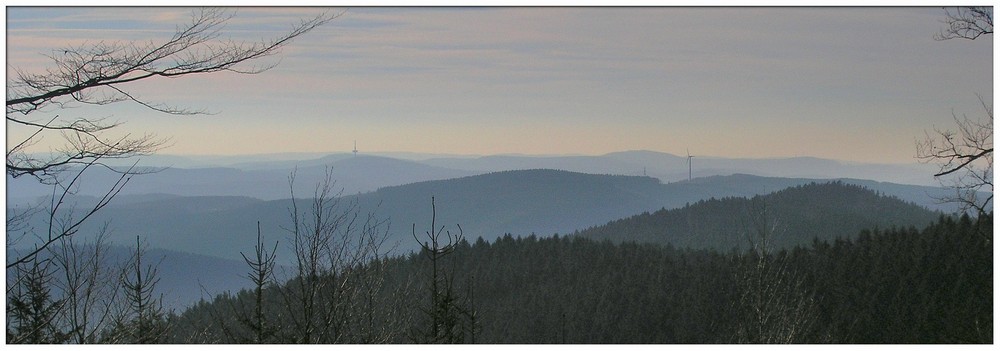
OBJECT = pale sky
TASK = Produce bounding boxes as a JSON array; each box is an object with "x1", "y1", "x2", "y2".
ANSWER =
[{"x1": 5, "y1": 7, "x2": 994, "y2": 164}]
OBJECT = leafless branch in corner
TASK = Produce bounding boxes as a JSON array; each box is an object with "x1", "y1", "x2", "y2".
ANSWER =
[
  {"x1": 6, "y1": 7, "x2": 340, "y2": 268},
  {"x1": 935, "y1": 6, "x2": 993, "y2": 41},
  {"x1": 916, "y1": 95, "x2": 993, "y2": 217},
  {"x1": 7, "y1": 8, "x2": 341, "y2": 182}
]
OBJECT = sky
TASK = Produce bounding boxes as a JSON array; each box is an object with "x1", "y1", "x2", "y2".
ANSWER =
[{"x1": 4, "y1": 6, "x2": 994, "y2": 164}]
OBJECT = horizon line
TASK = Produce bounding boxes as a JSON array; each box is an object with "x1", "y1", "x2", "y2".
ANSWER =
[{"x1": 48, "y1": 149, "x2": 931, "y2": 166}]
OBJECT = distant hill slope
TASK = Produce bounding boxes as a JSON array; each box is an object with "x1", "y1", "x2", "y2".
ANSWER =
[
  {"x1": 6, "y1": 245, "x2": 254, "y2": 311},
  {"x1": 423, "y1": 150, "x2": 941, "y2": 186},
  {"x1": 352, "y1": 169, "x2": 668, "y2": 244},
  {"x1": 36, "y1": 170, "x2": 967, "y2": 266},
  {"x1": 65, "y1": 170, "x2": 672, "y2": 263},
  {"x1": 576, "y1": 181, "x2": 940, "y2": 251},
  {"x1": 9, "y1": 150, "x2": 942, "y2": 206},
  {"x1": 6, "y1": 155, "x2": 474, "y2": 202}
]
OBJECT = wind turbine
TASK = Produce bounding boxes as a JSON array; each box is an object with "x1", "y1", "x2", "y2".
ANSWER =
[
  {"x1": 353, "y1": 140, "x2": 358, "y2": 157},
  {"x1": 687, "y1": 148, "x2": 694, "y2": 182}
]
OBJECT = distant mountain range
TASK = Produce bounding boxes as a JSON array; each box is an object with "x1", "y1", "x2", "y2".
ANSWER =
[
  {"x1": 7, "y1": 155, "x2": 475, "y2": 202},
  {"x1": 424, "y1": 150, "x2": 940, "y2": 186},
  {"x1": 19, "y1": 170, "x2": 968, "y2": 267},
  {"x1": 8, "y1": 150, "x2": 942, "y2": 205}
]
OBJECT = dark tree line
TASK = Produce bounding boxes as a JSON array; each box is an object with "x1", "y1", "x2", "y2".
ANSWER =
[
  {"x1": 164, "y1": 212, "x2": 990, "y2": 344},
  {"x1": 576, "y1": 181, "x2": 940, "y2": 252}
]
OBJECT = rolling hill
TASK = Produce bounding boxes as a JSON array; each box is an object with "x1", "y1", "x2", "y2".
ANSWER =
[
  {"x1": 575, "y1": 181, "x2": 941, "y2": 251},
  {"x1": 8, "y1": 150, "x2": 943, "y2": 207},
  {"x1": 422, "y1": 150, "x2": 941, "y2": 186},
  {"x1": 22, "y1": 170, "x2": 966, "y2": 267},
  {"x1": 47, "y1": 170, "x2": 671, "y2": 264}
]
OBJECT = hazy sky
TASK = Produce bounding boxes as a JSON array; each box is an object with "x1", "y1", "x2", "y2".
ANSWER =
[{"x1": 5, "y1": 7, "x2": 993, "y2": 163}]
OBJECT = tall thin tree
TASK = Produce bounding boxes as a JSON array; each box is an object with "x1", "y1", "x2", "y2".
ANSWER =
[{"x1": 411, "y1": 197, "x2": 476, "y2": 343}]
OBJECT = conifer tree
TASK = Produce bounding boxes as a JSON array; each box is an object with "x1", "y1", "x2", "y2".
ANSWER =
[
  {"x1": 104, "y1": 236, "x2": 168, "y2": 344},
  {"x1": 411, "y1": 197, "x2": 477, "y2": 343},
  {"x1": 6, "y1": 256, "x2": 67, "y2": 344}
]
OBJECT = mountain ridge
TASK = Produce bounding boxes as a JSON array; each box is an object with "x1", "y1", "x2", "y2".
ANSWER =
[
  {"x1": 28, "y1": 170, "x2": 967, "y2": 267},
  {"x1": 576, "y1": 181, "x2": 941, "y2": 251},
  {"x1": 8, "y1": 150, "x2": 940, "y2": 204}
]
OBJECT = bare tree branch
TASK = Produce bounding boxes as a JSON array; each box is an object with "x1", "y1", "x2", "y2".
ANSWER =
[
  {"x1": 52, "y1": 226, "x2": 122, "y2": 343},
  {"x1": 935, "y1": 6, "x2": 993, "y2": 41},
  {"x1": 6, "y1": 7, "x2": 340, "y2": 269},
  {"x1": 6, "y1": 160, "x2": 136, "y2": 269},
  {"x1": 7, "y1": 9, "x2": 339, "y2": 112},
  {"x1": 917, "y1": 95, "x2": 993, "y2": 216},
  {"x1": 734, "y1": 196, "x2": 816, "y2": 344},
  {"x1": 7, "y1": 8, "x2": 341, "y2": 180}
]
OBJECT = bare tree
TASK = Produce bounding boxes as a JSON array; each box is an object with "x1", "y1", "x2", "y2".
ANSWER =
[
  {"x1": 917, "y1": 96, "x2": 993, "y2": 217},
  {"x1": 51, "y1": 225, "x2": 122, "y2": 344},
  {"x1": 919, "y1": 7, "x2": 993, "y2": 222},
  {"x1": 334, "y1": 208, "x2": 405, "y2": 343},
  {"x1": 279, "y1": 169, "x2": 341, "y2": 343},
  {"x1": 6, "y1": 7, "x2": 339, "y2": 268},
  {"x1": 277, "y1": 168, "x2": 394, "y2": 343},
  {"x1": 935, "y1": 6, "x2": 993, "y2": 41},
  {"x1": 733, "y1": 196, "x2": 817, "y2": 343},
  {"x1": 195, "y1": 175, "x2": 400, "y2": 344}
]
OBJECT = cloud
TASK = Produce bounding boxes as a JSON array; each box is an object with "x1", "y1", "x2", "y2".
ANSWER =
[{"x1": 5, "y1": 7, "x2": 992, "y2": 163}]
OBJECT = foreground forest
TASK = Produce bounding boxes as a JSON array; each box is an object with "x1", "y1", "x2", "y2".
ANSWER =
[{"x1": 165, "y1": 212, "x2": 991, "y2": 343}]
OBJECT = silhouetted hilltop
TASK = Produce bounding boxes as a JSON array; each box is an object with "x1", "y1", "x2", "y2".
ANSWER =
[{"x1": 576, "y1": 181, "x2": 939, "y2": 251}]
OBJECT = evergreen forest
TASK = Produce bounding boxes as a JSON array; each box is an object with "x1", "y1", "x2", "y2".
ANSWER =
[
  {"x1": 8, "y1": 182, "x2": 991, "y2": 344},
  {"x1": 167, "y1": 213, "x2": 992, "y2": 343}
]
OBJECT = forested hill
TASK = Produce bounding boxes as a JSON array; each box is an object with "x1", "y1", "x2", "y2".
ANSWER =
[
  {"x1": 169, "y1": 215, "x2": 991, "y2": 343},
  {"x1": 356, "y1": 169, "x2": 667, "y2": 241},
  {"x1": 576, "y1": 181, "x2": 941, "y2": 251}
]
